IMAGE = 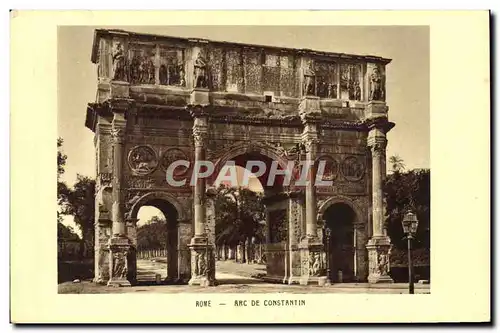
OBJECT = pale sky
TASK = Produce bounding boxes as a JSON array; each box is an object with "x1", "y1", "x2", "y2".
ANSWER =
[{"x1": 58, "y1": 26, "x2": 429, "y2": 230}]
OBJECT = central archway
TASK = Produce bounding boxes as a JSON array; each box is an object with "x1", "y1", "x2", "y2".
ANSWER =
[{"x1": 208, "y1": 148, "x2": 296, "y2": 284}]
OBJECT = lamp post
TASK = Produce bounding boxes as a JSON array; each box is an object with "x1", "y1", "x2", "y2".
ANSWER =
[
  {"x1": 402, "y1": 210, "x2": 419, "y2": 294},
  {"x1": 204, "y1": 223, "x2": 210, "y2": 286},
  {"x1": 325, "y1": 227, "x2": 331, "y2": 285}
]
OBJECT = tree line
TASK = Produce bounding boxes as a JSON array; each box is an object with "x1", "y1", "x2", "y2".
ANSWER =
[{"x1": 57, "y1": 139, "x2": 430, "y2": 267}]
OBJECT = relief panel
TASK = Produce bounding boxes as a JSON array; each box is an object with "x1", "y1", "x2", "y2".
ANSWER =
[
  {"x1": 225, "y1": 49, "x2": 244, "y2": 93},
  {"x1": 159, "y1": 46, "x2": 185, "y2": 86},
  {"x1": 262, "y1": 53, "x2": 280, "y2": 95},
  {"x1": 279, "y1": 54, "x2": 297, "y2": 97},
  {"x1": 208, "y1": 47, "x2": 225, "y2": 91},
  {"x1": 128, "y1": 43, "x2": 156, "y2": 85},
  {"x1": 243, "y1": 49, "x2": 262, "y2": 94}
]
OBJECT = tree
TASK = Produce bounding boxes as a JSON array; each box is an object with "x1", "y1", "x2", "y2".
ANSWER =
[
  {"x1": 57, "y1": 138, "x2": 69, "y2": 224},
  {"x1": 384, "y1": 168, "x2": 430, "y2": 251},
  {"x1": 214, "y1": 185, "x2": 265, "y2": 246},
  {"x1": 60, "y1": 175, "x2": 96, "y2": 258},
  {"x1": 136, "y1": 216, "x2": 168, "y2": 250},
  {"x1": 57, "y1": 222, "x2": 80, "y2": 242},
  {"x1": 388, "y1": 155, "x2": 406, "y2": 173}
]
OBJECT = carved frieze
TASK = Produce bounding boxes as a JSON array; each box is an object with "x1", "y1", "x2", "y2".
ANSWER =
[
  {"x1": 316, "y1": 155, "x2": 339, "y2": 181},
  {"x1": 341, "y1": 155, "x2": 365, "y2": 181},
  {"x1": 340, "y1": 63, "x2": 362, "y2": 101},
  {"x1": 111, "y1": 249, "x2": 129, "y2": 280},
  {"x1": 160, "y1": 148, "x2": 189, "y2": 176},
  {"x1": 129, "y1": 44, "x2": 155, "y2": 85},
  {"x1": 308, "y1": 251, "x2": 322, "y2": 277},
  {"x1": 127, "y1": 145, "x2": 158, "y2": 175},
  {"x1": 159, "y1": 47, "x2": 185, "y2": 86},
  {"x1": 315, "y1": 61, "x2": 337, "y2": 99},
  {"x1": 125, "y1": 176, "x2": 156, "y2": 189},
  {"x1": 124, "y1": 190, "x2": 144, "y2": 213},
  {"x1": 99, "y1": 172, "x2": 112, "y2": 187},
  {"x1": 208, "y1": 47, "x2": 225, "y2": 91},
  {"x1": 206, "y1": 140, "x2": 244, "y2": 161}
]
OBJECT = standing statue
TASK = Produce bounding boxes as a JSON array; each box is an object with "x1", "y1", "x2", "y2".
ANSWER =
[
  {"x1": 369, "y1": 66, "x2": 384, "y2": 101},
  {"x1": 303, "y1": 61, "x2": 316, "y2": 96},
  {"x1": 194, "y1": 52, "x2": 208, "y2": 88},
  {"x1": 112, "y1": 42, "x2": 126, "y2": 81},
  {"x1": 354, "y1": 82, "x2": 361, "y2": 101}
]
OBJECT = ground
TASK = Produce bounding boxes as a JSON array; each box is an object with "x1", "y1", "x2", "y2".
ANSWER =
[{"x1": 58, "y1": 259, "x2": 430, "y2": 294}]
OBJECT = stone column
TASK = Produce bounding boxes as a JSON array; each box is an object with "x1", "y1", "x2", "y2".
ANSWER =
[
  {"x1": 188, "y1": 106, "x2": 215, "y2": 286},
  {"x1": 107, "y1": 103, "x2": 132, "y2": 287},
  {"x1": 366, "y1": 125, "x2": 394, "y2": 283},
  {"x1": 298, "y1": 98, "x2": 325, "y2": 285}
]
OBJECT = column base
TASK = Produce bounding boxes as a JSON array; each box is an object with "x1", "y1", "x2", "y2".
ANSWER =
[
  {"x1": 190, "y1": 88, "x2": 210, "y2": 106},
  {"x1": 298, "y1": 237, "x2": 326, "y2": 286},
  {"x1": 188, "y1": 236, "x2": 216, "y2": 286},
  {"x1": 107, "y1": 235, "x2": 133, "y2": 287},
  {"x1": 366, "y1": 236, "x2": 394, "y2": 284}
]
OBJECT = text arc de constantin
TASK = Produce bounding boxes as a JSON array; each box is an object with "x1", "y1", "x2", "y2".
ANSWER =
[{"x1": 85, "y1": 29, "x2": 395, "y2": 287}]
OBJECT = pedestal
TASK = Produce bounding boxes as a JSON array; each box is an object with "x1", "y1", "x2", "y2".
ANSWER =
[
  {"x1": 366, "y1": 236, "x2": 394, "y2": 283},
  {"x1": 110, "y1": 81, "x2": 130, "y2": 99},
  {"x1": 188, "y1": 237, "x2": 216, "y2": 286},
  {"x1": 190, "y1": 88, "x2": 210, "y2": 106},
  {"x1": 107, "y1": 236, "x2": 132, "y2": 287},
  {"x1": 299, "y1": 237, "x2": 326, "y2": 285}
]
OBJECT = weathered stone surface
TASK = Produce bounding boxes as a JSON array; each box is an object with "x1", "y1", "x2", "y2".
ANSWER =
[{"x1": 87, "y1": 29, "x2": 394, "y2": 286}]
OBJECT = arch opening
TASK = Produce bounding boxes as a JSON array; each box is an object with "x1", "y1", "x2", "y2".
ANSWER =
[
  {"x1": 323, "y1": 202, "x2": 357, "y2": 283},
  {"x1": 210, "y1": 151, "x2": 290, "y2": 283},
  {"x1": 133, "y1": 198, "x2": 180, "y2": 284}
]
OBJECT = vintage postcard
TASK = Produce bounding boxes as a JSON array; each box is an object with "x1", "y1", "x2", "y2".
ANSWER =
[{"x1": 10, "y1": 10, "x2": 490, "y2": 324}]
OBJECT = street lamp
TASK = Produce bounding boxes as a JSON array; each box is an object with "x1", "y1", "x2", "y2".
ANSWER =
[
  {"x1": 402, "y1": 210, "x2": 419, "y2": 294},
  {"x1": 325, "y1": 227, "x2": 331, "y2": 285},
  {"x1": 204, "y1": 224, "x2": 211, "y2": 286}
]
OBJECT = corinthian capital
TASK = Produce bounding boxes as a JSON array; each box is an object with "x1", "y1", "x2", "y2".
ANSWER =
[
  {"x1": 370, "y1": 141, "x2": 387, "y2": 157},
  {"x1": 193, "y1": 126, "x2": 208, "y2": 147},
  {"x1": 302, "y1": 137, "x2": 319, "y2": 154},
  {"x1": 111, "y1": 126, "x2": 125, "y2": 144}
]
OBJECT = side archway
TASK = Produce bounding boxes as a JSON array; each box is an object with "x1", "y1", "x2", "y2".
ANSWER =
[
  {"x1": 129, "y1": 191, "x2": 189, "y2": 222},
  {"x1": 317, "y1": 195, "x2": 364, "y2": 224},
  {"x1": 127, "y1": 191, "x2": 191, "y2": 284},
  {"x1": 317, "y1": 195, "x2": 368, "y2": 282}
]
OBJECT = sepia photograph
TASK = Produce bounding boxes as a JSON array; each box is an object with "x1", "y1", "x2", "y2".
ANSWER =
[
  {"x1": 10, "y1": 10, "x2": 490, "y2": 324},
  {"x1": 57, "y1": 25, "x2": 430, "y2": 294}
]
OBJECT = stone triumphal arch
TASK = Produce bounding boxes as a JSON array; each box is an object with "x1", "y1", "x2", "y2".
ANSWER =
[{"x1": 86, "y1": 29, "x2": 395, "y2": 287}]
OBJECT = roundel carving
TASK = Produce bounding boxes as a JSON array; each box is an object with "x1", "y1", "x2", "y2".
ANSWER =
[
  {"x1": 160, "y1": 148, "x2": 189, "y2": 176},
  {"x1": 341, "y1": 156, "x2": 365, "y2": 181},
  {"x1": 127, "y1": 145, "x2": 158, "y2": 175},
  {"x1": 316, "y1": 155, "x2": 339, "y2": 181}
]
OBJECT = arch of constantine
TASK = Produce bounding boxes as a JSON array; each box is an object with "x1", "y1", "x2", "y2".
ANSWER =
[{"x1": 85, "y1": 29, "x2": 395, "y2": 287}]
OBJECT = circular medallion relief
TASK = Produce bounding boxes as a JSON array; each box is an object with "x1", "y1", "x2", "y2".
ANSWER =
[
  {"x1": 341, "y1": 156, "x2": 365, "y2": 181},
  {"x1": 127, "y1": 146, "x2": 158, "y2": 176},
  {"x1": 316, "y1": 156, "x2": 339, "y2": 181},
  {"x1": 160, "y1": 148, "x2": 189, "y2": 176}
]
